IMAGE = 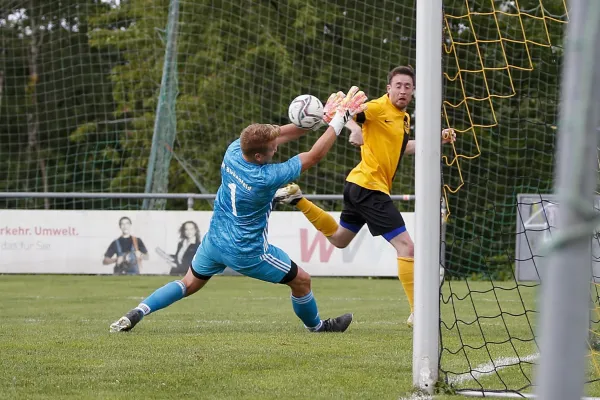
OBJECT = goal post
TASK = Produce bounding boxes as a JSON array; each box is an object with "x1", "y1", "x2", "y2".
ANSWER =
[
  {"x1": 413, "y1": 0, "x2": 443, "y2": 393},
  {"x1": 533, "y1": 1, "x2": 600, "y2": 399}
]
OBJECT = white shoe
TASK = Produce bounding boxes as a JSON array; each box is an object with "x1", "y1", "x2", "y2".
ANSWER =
[
  {"x1": 406, "y1": 313, "x2": 414, "y2": 328},
  {"x1": 109, "y1": 309, "x2": 143, "y2": 332},
  {"x1": 274, "y1": 183, "x2": 303, "y2": 204},
  {"x1": 110, "y1": 316, "x2": 132, "y2": 332}
]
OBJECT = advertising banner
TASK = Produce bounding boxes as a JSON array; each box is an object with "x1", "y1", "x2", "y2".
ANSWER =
[
  {"x1": 516, "y1": 194, "x2": 600, "y2": 282},
  {"x1": 0, "y1": 210, "x2": 414, "y2": 276}
]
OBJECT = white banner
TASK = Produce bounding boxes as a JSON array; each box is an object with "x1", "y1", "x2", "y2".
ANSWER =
[
  {"x1": 0, "y1": 210, "x2": 414, "y2": 276},
  {"x1": 269, "y1": 212, "x2": 413, "y2": 276}
]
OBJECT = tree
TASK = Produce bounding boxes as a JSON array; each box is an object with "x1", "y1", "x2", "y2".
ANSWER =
[
  {"x1": 84, "y1": 0, "x2": 418, "y2": 209},
  {"x1": 0, "y1": 0, "x2": 118, "y2": 209},
  {"x1": 441, "y1": 0, "x2": 567, "y2": 278}
]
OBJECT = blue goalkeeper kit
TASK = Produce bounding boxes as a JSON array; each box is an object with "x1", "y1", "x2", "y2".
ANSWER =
[{"x1": 191, "y1": 139, "x2": 302, "y2": 283}]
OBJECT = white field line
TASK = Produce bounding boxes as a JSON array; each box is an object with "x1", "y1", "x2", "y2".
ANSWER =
[
  {"x1": 459, "y1": 390, "x2": 600, "y2": 399},
  {"x1": 231, "y1": 296, "x2": 404, "y2": 301},
  {"x1": 446, "y1": 354, "x2": 600, "y2": 399},
  {"x1": 192, "y1": 320, "x2": 405, "y2": 326},
  {"x1": 448, "y1": 353, "x2": 539, "y2": 386},
  {"x1": 397, "y1": 393, "x2": 433, "y2": 400}
]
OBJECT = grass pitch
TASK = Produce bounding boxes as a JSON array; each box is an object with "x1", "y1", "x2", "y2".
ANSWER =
[{"x1": 1, "y1": 275, "x2": 599, "y2": 399}]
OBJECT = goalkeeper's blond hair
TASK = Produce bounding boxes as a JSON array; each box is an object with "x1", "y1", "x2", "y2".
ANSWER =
[{"x1": 240, "y1": 124, "x2": 280, "y2": 156}]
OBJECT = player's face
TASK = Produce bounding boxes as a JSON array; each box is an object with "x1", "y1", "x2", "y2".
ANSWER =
[
  {"x1": 255, "y1": 140, "x2": 278, "y2": 164},
  {"x1": 387, "y1": 74, "x2": 414, "y2": 111},
  {"x1": 120, "y1": 220, "x2": 131, "y2": 235},
  {"x1": 184, "y1": 223, "x2": 196, "y2": 239}
]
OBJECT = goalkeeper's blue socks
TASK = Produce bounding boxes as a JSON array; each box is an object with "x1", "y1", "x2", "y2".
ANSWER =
[
  {"x1": 291, "y1": 291, "x2": 322, "y2": 330},
  {"x1": 135, "y1": 280, "x2": 187, "y2": 316}
]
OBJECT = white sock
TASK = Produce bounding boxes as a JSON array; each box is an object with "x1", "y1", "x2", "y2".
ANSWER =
[
  {"x1": 306, "y1": 320, "x2": 323, "y2": 332},
  {"x1": 135, "y1": 304, "x2": 150, "y2": 316}
]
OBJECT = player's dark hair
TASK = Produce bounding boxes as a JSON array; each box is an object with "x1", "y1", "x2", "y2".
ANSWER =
[
  {"x1": 388, "y1": 65, "x2": 415, "y2": 86},
  {"x1": 119, "y1": 216, "x2": 131, "y2": 226},
  {"x1": 240, "y1": 124, "x2": 280, "y2": 157},
  {"x1": 179, "y1": 221, "x2": 201, "y2": 242}
]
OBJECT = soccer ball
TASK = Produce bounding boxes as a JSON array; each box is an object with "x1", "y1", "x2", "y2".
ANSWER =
[{"x1": 288, "y1": 94, "x2": 324, "y2": 129}]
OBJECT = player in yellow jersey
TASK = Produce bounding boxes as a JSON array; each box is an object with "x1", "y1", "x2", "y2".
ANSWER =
[{"x1": 274, "y1": 66, "x2": 455, "y2": 327}]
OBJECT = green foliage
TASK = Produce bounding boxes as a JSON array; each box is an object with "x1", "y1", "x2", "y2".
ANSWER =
[
  {"x1": 1, "y1": 0, "x2": 119, "y2": 207},
  {"x1": 0, "y1": 0, "x2": 419, "y2": 207},
  {"x1": 442, "y1": 0, "x2": 566, "y2": 279},
  {"x1": 1, "y1": 0, "x2": 568, "y2": 277}
]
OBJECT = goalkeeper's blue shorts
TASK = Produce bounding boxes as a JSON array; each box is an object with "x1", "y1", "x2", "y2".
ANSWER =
[{"x1": 190, "y1": 237, "x2": 297, "y2": 284}]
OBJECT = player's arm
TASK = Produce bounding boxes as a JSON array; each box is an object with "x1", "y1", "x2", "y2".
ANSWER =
[
  {"x1": 347, "y1": 119, "x2": 364, "y2": 147},
  {"x1": 298, "y1": 126, "x2": 339, "y2": 172},
  {"x1": 298, "y1": 87, "x2": 367, "y2": 172},
  {"x1": 442, "y1": 128, "x2": 456, "y2": 144},
  {"x1": 405, "y1": 140, "x2": 416, "y2": 155},
  {"x1": 404, "y1": 128, "x2": 456, "y2": 156},
  {"x1": 275, "y1": 124, "x2": 310, "y2": 146},
  {"x1": 347, "y1": 100, "x2": 380, "y2": 148}
]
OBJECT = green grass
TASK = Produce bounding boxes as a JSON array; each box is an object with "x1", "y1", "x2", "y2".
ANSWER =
[{"x1": 1, "y1": 275, "x2": 599, "y2": 399}]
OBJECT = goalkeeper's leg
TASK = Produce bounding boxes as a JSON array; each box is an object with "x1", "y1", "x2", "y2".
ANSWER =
[
  {"x1": 236, "y1": 244, "x2": 353, "y2": 333},
  {"x1": 283, "y1": 261, "x2": 353, "y2": 333},
  {"x1": 109, "y1": 268, "x2": 211, "y2": 332},
  {"x1": 109, "y1": 242, "x2": 224, "y2": 332}
]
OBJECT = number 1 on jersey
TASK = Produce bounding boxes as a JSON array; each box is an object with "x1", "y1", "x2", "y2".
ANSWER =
[{"x1": 228, "y1": 183, "x2": 238, "y2": 216}]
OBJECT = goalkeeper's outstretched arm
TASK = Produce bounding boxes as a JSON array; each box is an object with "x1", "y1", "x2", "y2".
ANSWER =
[{"x1": 275, "y1": 124, "x2": 310, "y2": 146}]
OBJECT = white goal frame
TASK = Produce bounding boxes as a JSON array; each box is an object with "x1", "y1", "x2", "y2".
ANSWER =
[{"x1": 413, "y1": 0, "x2": 442, "y2": 393}]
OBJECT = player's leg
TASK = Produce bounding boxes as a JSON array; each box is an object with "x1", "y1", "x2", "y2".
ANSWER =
[
  {"x1": 109, "y1": 241, "x2": 225, "y2": 332},
  {"x1": 274, "y1": 183, "x2": 358, "y2": 248},
  {"x1": 231, "y1": 245, "x2": 352, "y2": 332},
  {"x1": 352, "y1": 187, "x2": 415, "y2": 326},
  {"x1": 388, "y1": 231, "x2": 415, "y2": 327},
  {"x1": 109, "y1": 267, "x2": 210, "y2": 332}
]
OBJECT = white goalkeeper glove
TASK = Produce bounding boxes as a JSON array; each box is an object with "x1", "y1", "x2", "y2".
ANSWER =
[
  {"x1": 323, "y1": 91, "x2": 346, "y2": 124},
  {"x1": 328, "y1": 86, "x2": 368, "y2": 136},
  {"x1": 310, "y1": 91, "x2": 345, "y2": 131}
]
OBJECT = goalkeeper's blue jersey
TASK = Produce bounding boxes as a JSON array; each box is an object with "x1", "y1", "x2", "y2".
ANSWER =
[{"x1": 205, "y1": 138, "x2": 302, "y2": 257}]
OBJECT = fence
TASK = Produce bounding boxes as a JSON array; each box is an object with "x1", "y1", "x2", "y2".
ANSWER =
[{"x1": 0, "y1": 192, "x2": 417, "y2": 210}]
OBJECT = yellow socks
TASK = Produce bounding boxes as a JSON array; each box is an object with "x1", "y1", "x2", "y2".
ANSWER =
[
  {"x1": 397, "y1": 257, "x2": 414, "y2": 313},
  {"x1": 296, "y1": 198, "x2": 339, "y2": 237}
]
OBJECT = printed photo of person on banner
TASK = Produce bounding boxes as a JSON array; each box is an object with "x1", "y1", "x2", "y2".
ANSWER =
[
  {"x1": 103, "y1": 216, "x2": 149, "y2": 275},
  {"x1": 155, "y1": 220, "x2": 201, "y2": 276}
]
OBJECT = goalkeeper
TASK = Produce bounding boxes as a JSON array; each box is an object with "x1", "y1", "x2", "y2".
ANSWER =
[
  {"x1": 274, "y1": 66, "x2": 455, "y2": 327},
  {"x1": 110, "y1": 87, "x2": 367, "y2": 334}
]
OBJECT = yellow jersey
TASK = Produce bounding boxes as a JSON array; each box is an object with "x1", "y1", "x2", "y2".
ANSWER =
[{"x1": 345, "y1": 94, "x2": 410, "y2": 195}]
